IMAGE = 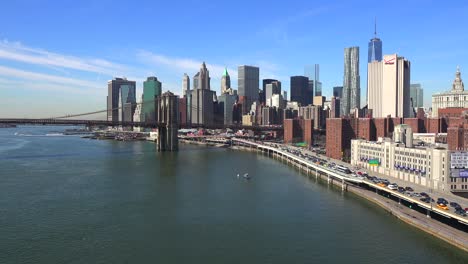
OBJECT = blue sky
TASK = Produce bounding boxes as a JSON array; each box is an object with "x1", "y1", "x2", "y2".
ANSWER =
[{"x1": 0, "y1": 0, "x2": 467, "y2": 118}]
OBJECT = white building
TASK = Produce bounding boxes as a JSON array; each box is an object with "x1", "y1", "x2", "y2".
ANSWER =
[
  {"x1": 432, "y1": 67, "x2": 467, "y2": 117},
  {"x1": 267, "y1": 94, "x2": 285, "y2": 109},
  {"x1": 449, "y1": 152, "x2": 468, "y2": 192},
  {"x1": 133, "y1": 98, "x2": 143, "y2": 132},
  {"x1": 368, "y1": 54, "x2": 411, "y2": 118},
  {"x1": 351, "y1": 138, "x2": 451, "y2": 193}
]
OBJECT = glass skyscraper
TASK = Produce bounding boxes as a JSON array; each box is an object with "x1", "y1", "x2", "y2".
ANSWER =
[
  {"x1": 342, "y1": 47, "x2": 360, "y2": 116},
  {"x1": 305, "y1": 64, "x2": 321, "y2": 96},
  {"x1": 142, "y1": 76, "x2": 162, "y2": 123},
  {"x1": 368, "y1": 21, "x2": 382, "y2": 63}
]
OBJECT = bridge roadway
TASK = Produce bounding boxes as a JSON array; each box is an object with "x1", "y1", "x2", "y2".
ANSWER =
[
  {"x1": 232, "y1": 138, "x2": 468, "y2": 226},
  {"x1": 0, "y1": 118, "x2": 283, "y2": 131}
]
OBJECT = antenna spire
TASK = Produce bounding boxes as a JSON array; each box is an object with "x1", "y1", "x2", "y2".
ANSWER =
[{"x1": 374, "y1": 17, "x2": 377, "y2": 37}]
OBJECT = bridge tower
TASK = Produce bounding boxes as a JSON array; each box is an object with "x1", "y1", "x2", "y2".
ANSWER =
[{"x1": 156, "y1": 91, "x2": 179, "y2": 151}]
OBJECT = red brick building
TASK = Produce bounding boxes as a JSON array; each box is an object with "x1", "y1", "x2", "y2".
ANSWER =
[
  {"x1": 438, "y1": 107, "x2": 468, "y2": 118},
  {"x1": 326, "y1": 118, "x2": 354, "y2": 160},
  {"x1": 284, "y1": 118, "x2": 314, "y2": 146}
]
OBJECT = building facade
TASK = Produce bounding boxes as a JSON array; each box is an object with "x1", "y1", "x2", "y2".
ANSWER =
[
  {"x1": 410, "y1": 83, "x2": 424, "y2": 108},
  {"x1": 265, "y1": 81, "x2": 281, "y2": 103},
  {"x1": 182, "y1": 73, "x2": 190, "y2": 97},
  {"x1": 238, "y1": 65, "x2": 259, "y2": 113},
  {"x1": 351, "y1": 138, "x2": 451, "y2": 193},
  {"x1": 305, "y1": 64, "x2": 322, "y2": 96},
  {"x1": 368, "y1": 54, "x2": 411, "y2": 118},
  {"x1": 290, "y1": 76, "x2": 310, "y2": 106},
  {"x1": 221, "y1": 67, "x2": 231, "y2": 94},
  {"x1": 217, "y1": 93, "x2": 237, "y2": 125},
  {"x1": 107, "y1": 77, "x2": 136, "y2": 122},
  {"x1": 333, "y1": 86, "x2": 343, "y2": 99},
  {"x1": 141, "y1": 76, "x2": 162, "y2": 123},
  {"x1": 156, "y1": 91, "x2": 179, "y2": 151},
  {"x1": 432, "y1": 67, "x2": 468, "y2": 117},
  {"x1": 342, "y1": 47, "x2": 360, "y2": 116}
]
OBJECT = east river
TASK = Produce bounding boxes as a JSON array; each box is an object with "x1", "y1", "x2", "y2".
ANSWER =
[{"x1": 1, "y1": 126, "x2": 467, "y2": 263}]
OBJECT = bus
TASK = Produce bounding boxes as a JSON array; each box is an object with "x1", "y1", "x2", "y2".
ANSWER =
[{"x1": 335, "y1": 165, "x2": 351, "y2": 174}]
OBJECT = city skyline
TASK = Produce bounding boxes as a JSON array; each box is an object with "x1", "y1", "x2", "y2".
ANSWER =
[{"x1": 1, "y1": 1, "x2": 468, "y2": 117}]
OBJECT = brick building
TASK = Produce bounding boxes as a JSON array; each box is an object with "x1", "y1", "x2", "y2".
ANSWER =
[
  {"x1": 326, "y1": 116, "x2": 450, "y2": 161},
  {"x1": 284, "y1": 118, "x2": 314, "y2": 146}
]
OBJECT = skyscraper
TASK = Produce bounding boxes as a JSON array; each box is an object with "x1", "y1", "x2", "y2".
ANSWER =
[
  {"x1": 262, "y1": 79, "x2": 278, "y2": 104},
  {"x1": 191, "y1": 62, "x2": 215, "y2": 126},
  {"x1": 342, "y1": 47, "x2": 360, "y2": 116},
  {"x1": 367, "y1": 19, "x2": 383, "y2": 106},
  {"x1": 182, "y1": 73, "x2": 190, "y2": 97},
  {"x1": 368, "y1": 54, "x2": 411, "y2": 118},
  {"x1": 141, "y1": 76, "x2": 162, "y2": 123},
  {"x1": 290, "y1": 76, "x2": 310, "y2": 106},
  {"x1": 333, "y1": 86, "x2": 343, "y2": 99},
  {"x1": 305, "y1": 64, "x2": 321, "y2": 96},
  {"x1": 410, "y1": 83, "x2": 424, "y2": 108},
  {"x1": 107, "y1": 77, "x2": 136, "y2": 122},
  {"x1": 265, "y1": 80, "x2": 281, "y2": 103},
  {"x1": 238, "y1": 65, "x2": 259, "y2": 113},
  {"x1": 221, "y1": 68, "x2": 231, "y2": 94},
  {"x1": 368, "y1": 20, "x2": 382, "y2": 63}
]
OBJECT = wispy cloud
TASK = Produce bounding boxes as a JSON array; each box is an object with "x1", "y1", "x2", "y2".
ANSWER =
[
  {"x1": 0, "y1": 65, "x2": 102, "y2": 90},
  {"x1": 0, "y1": 39, "x2": 128, "y2": 75},
  {"x1": 136, "y1": 50, "x2": 237, "y2": 79}
]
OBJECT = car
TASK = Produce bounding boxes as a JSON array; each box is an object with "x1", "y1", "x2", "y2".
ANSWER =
[
  {"x1": 387, "y1": 184, "x2": 398, "y2": 190},
  {"x1": 420, "y1": 197, "x2": 430, "y2": 203},
  {"x1": 397, "y1": 187, "x2": 405, "y2": 193},
  {"x1": 405, "y1": 187, "x2": 414, "y2": 192},
  {"x1": 455, "y1": 209, "x2": 467, "y2": 216},
  {"x1": 449, "y1": 202, "x2": 461, "y2": 208},
  {"x1": 437, "y1": 198, "x2": 448, "y2": 205},
  {"x1": 413, "y1": 193, "x2": 421, "y2": 197},
  {"x1": 377, "y1": 182, "x2": 387, "y2": 187},
  {"x1": 437, "y1": 203, "x2": 449, "y2": 210},
  {"x1": 420, "y1": 192, "x2": 429, "y2": 197}
]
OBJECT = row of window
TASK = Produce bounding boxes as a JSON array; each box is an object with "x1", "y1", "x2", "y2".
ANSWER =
[
  {"x1": 450, "y1": 177, "x2": 468, "y2": 183},
  {"x1": 452, "y1": 184, "x2": 468, "y2": 189}
]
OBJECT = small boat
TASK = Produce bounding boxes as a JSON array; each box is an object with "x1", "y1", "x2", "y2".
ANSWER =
[
  {"x1": 243, "y1": 173, "x2": 250, "y2": 179},
  {"x1": 237, "y1": 174, "x2": 240, "y2": 178}
]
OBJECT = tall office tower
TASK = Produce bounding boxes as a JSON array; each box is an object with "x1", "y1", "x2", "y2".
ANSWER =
[
  {"x1": 191, "y1": 62, "x2": 215, "y2": 126},
  {"x1": 218, "y1": 93, "x2": 237, "y2": 125},
  {"x1": 283, "y1": 91, "x2": 288, "y2": 101},
  {"x1": 238, "y1": 65, "x2": 259, "y2": 113},
  {"x1": 290, "y1": 76, "x2": 310, "y2": 106},
  {"x1": 342, "y1": 47, "x2": 360, "y2": 116},
  {"x1": 107, "y1": 77, "x2": 136, "y2": 122},
  {"x1": 262, "y1": 79, "x2": 279, "y2": 103},
  {"x1": 221, "y1": 67, "x2": 231, "y2": 94},
  {"x1": 265, "y1": 81, "x2": 281, "y2": 102},
  {"x1": 330, "y1": 96, "x2": 340, "y2": 118},
  {"x1": 410, "y1": 83, "x2": 424, "y2": 108},
  {"x1": 333, "y1": 86, "x2": 343, "y2": 99},
  {"x1": 367, "y1": 19, "x2": 383, "y2": 106},
  {"x1": 141, "y1": 76, "x2": 162, "y2": 123},
  {"x1": 305, "y1": 64, "x2": 322, "y2": 96},
  {"x1": 182, "y1": 73, "x2": 190, "y2": 97},
  {"x1": 368, "y1": 20, "x2": 383, "y2": 63},
  {"x1": 368, "y1": 54, "x2": 411, "y2": 118}
]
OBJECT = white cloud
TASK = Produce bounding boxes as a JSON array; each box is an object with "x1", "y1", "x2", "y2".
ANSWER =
[
  {"x1": 0, "y1": 39, "x2": 128, "y2": 75},
  {"x1": 0, "y1": 65, "x2": 102, "y2": 90},
  {"x1": 136, "y1": 50, "x2": 237, "y2": 80}
]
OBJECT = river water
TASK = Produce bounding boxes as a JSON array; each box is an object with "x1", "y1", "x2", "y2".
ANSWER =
[{"x1": 0, "y1": 126, "x2": 467, "y2": 263}]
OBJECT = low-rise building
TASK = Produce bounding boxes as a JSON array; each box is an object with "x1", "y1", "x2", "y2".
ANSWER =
[{"x1": 351, "y1": 138, "x2": 451, "y2": 193}]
